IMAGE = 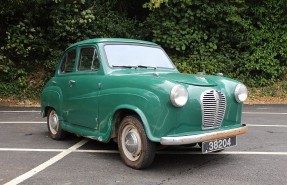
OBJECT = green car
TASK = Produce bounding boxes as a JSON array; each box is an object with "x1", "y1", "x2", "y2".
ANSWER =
[{"x1": 41, "y1": 38, "x2": 248, "y2": 169}]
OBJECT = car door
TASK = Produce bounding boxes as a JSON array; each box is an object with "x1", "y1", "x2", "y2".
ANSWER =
[
  {"x1": 56, "y1": 48, "x2": 77, "y2": 121},
  {"x1": 65, "y1": 46, "x2": 103, "y2": 130}
]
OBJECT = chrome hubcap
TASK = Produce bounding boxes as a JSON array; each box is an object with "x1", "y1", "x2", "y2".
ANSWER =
[
  {"x1": 49, "y1": 110, "x2": 59, "y2": 135},
  {"x1": 121, "y1": 125, "x2": 142, "y2": 161},
  {"x1": 125, "y1": 131, "x2": 139, "y2": 154}
]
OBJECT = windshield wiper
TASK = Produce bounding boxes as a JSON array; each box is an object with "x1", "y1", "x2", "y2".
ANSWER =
[
  {"x1": 112, "y1": 65, "x2": 137, "y2": 68},
  {"x1": 112, "y1": 65, "x2": 157, "y2": 69},
  {"x1": 137, "y1": 65, "x2": 157, "y2": 69}
]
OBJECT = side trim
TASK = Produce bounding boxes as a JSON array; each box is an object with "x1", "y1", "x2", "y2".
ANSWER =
[{"x1": 160, "y1": 125, "x2": 248, "y2": 145}]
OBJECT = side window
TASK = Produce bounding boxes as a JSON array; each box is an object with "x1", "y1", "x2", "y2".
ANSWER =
[
  {"x1": 60, "y1": 49, "x2": 76, "y2": 73},
  {"x1": 78, "y1": 47, "x2": 99, "y2": 71}
]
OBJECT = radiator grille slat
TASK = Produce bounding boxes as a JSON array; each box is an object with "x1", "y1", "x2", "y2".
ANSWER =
[{"x1": 201, "y1": 90, "x2": 226, "y2": 129}]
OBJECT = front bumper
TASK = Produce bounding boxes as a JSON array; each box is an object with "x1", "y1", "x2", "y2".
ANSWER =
[{"x1": 160, "y1": 124, "x2": 248, "y2": 145}]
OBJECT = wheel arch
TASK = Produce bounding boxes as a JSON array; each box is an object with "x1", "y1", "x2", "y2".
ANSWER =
[
  {"x1": 111, "y1": 105, "x2": 158, "y2": 143},
  {"x1": 41, "y1": 89, "x2": 63, "y2": 119}
]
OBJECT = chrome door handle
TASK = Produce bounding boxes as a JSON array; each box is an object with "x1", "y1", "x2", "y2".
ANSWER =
[{"x1": 68, "y1": 80, "x2": 76, "y2": 87}]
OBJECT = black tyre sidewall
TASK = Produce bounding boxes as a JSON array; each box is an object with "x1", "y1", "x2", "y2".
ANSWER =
[
  {"x1": 118, "y1": 115, "x2": 155, "y2": 169},
  {"x1": 47, "y1": 109, "x2": 66, "y2": 140}
]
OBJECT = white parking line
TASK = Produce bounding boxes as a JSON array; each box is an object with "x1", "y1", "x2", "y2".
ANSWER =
[
  {"x1": 0, "y1": 111, "x2": 40, "y2": 113},
  {"x1": 1, "y1": 111, "x2": 286, "y2": 114},
  {"x1": 217, "y1": 151, "x2": 287, "y2": 155},
  {"x1": 76, "y1": 149, "x2": 119, "y2": 153},
  {"x1": 0, "y1": 148, "x2": 118, "y2": 153},
  {"x1": 0, "y1": 122, "x2": 46, "y2": 124},
  {"x1": 75, "y1": 150, "x2": 287, "y2": 156},
  {"x1": 248, "y1": 124, "x2": 287, "y2": 127},
  {"x1": 1, "y1": 122, "x2": 286, "y2": 128},
  {"x1": 4, "y1": 139, "x2": 90, "y2": 185},
  {"x1": 0, "y1": 148, "x2": 64, "y2": 152},
  {"x1": 157, "y1": 151, "x2": 287, "y2": 155},
  {"x1": 243, "y1": 112, "x2": 287, "y2": 115},
  {"x1": 1, "y1": 147, "x2": 287, "y2": 156}
]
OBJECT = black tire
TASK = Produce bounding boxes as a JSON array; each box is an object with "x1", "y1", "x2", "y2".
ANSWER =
[
  {"x1": 118, "y1": 115, "x2": 156, "y2": 169},
  {"x1": 47, "y1": 109, "x2": 67, "y2": 140}
]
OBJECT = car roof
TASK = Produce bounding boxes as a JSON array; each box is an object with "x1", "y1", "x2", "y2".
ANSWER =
[{"x1": 66, "y1": 38, "x2": 158, "y2": 51}]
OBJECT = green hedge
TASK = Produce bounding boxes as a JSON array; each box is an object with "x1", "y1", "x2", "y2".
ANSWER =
[
  {"x1": 0, "y1": 0, "x2": 144, "y2": 98},
  {"x1": 0, "y1": 0, "x2": 286, "y2": 99},
  {"x1": 145, "y1": 0, "x2": 287, "y2": 86}
]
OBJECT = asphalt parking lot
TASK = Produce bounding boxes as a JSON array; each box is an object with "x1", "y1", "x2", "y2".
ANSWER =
[{"x1": 0, "y1": 105, "x2": 286, "y2": 185}]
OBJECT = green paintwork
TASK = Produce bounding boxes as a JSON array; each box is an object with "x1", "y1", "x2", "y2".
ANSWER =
[{"x1": 41, "y1": 38, "x2": 245, "y2": 143}]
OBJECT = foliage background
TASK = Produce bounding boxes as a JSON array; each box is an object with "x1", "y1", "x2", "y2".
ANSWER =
[{"x1": 0, "y1": 0, "x2": 286, "y2": 99}]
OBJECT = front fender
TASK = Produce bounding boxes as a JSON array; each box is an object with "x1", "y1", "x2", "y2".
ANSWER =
[{"x1": 97, "y1": 86, "x2": 166, "y2": 142}]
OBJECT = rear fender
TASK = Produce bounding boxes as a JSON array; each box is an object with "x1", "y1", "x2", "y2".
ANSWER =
[{"x1": 41, "y1": 89, "x2": 63, "y2": 120}]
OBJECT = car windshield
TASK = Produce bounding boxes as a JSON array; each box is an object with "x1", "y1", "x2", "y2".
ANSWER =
[{"x1": 104, "y1": 44, "x2": 175, "y2": 69}]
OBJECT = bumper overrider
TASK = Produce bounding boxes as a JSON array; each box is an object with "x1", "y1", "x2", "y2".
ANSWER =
[{"x1": 160, "y1": 124, "x2": 248, "y2": 145}]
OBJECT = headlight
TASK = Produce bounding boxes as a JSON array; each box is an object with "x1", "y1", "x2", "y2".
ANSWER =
[
  {"x1": 234, "y1": 84, "x2": 248, "y2": 103},
  {"x1": 170, "y1": 85, "x2": 188, "y2": 107}
]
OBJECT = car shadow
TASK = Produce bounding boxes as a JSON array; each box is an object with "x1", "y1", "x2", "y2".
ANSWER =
[{"x1": 79, "y1": 141, "x2": 234, "y2": 171}]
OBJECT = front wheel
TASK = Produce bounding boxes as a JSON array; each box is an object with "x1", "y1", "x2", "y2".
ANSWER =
[
  {"x1": 47, "y1": 109, "x2": 67, "y2": 140},
  {"x1": 118, "y1": 115, "x2": 155, "y2": 169}
]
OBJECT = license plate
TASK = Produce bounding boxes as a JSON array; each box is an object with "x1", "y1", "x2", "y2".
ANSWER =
[{"x1": 202, "y1": 137, "x2": 236, "y2": 154}]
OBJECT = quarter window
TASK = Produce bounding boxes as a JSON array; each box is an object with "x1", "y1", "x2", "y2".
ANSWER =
[
  {"x1": 78, "y1": 47, "x2": 99, "y2": 71},
  {"x1": 60, "y1": 49, "x2": 76, "y2": 73}
]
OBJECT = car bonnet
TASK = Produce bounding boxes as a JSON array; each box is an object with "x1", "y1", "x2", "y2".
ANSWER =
[{"x1": 158, "y1": 73, "x2": 217, "y2": 87}]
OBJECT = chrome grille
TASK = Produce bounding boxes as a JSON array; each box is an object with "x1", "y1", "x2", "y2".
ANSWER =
[{"x1": 201, "y1": 90, "x2": 226, "y2": 129}]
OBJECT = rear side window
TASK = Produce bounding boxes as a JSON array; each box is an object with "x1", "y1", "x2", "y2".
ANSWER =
[
  {"x1": 78, "y1": 47, "x2": 99, "y2": 71},
  {"x1": 60, "y1": 49, "x2": 76, "y2": 73}
]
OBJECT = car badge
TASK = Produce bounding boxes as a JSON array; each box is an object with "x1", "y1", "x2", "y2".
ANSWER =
[{"x1": 196, "y1": 76, "x2": 206, "y2": 81}]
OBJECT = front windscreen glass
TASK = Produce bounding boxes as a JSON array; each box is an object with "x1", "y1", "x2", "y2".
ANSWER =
[{"x1": 104, "y1": 44, "x2": 175, "y2": 69}]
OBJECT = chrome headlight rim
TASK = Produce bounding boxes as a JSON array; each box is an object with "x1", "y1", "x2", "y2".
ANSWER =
[
  {"x1": 234, "y1": 84, "x2": 248, "y2": 103},
  {"x1": 170, "y1": 84, "x2": 189, "y2": 107}
]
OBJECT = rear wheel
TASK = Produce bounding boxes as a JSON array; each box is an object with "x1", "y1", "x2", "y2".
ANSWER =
[
  {"x1": 47, "y1": 109, "x2": 67, "y2": 140},
  {"x1": 118, "y1": 115, "x2": 155, "y2": 169}
]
